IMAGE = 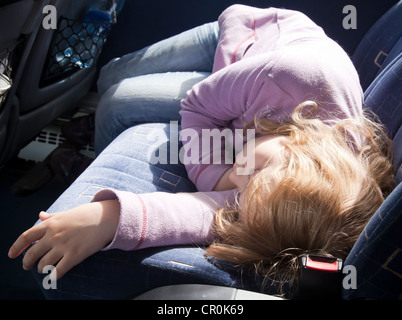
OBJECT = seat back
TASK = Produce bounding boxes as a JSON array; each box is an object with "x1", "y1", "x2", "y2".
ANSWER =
[
  {"x1": 0, "y1": 0, "x2": 43, "y2": 164},
  {"x1": 343, "y1": 23, "x2": 402, "y2": 298},
  {"x1": 364, "y1": 52, "x2": 402, "y2": 183},
  {"x1": 343, "y1": 182, "x2": 402, "y2": 300},
  {"x1": 0, "y1": 0, "x2": 125, "y2": 166},
  {"x1": 352, "y1": 0, "x2": 402, "y2": 91}
]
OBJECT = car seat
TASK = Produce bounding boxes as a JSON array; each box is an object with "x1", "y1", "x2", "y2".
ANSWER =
[
  {"x1": 31, "y1": 1, "x2": 402, "y2": 299},
  {"x1": 342, "y1": 8, "x2": 402, "y2": 296},
  {"x1": 343, "y1": 1, "x2": 402, "y2": 299},
  {"x1": 352, "y1": 0, "x2": 402, "y2": 91},
  {"x1": 0, "y1": 0, "x2": 112, "y2": 167},
  {"x1": 0, "y1": 0, "x2": 46, "y2": 165}
]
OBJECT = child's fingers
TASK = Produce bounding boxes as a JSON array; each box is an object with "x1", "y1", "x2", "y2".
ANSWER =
[
  {"x1": 37, "y1": 250, "x2": 62, "y2": 274},
  {"x1": 53, "y1": 254, "x2": 80, "y2": 280},
  {"x1": 8, "y1": 224, "x2": 46, "y2": 259},
  {"x1": 22, "y1": 239, "x2": 52, "y2": 271},
  {"x1": 39, "y1": 211, "x2": 53, "y2": 221}
]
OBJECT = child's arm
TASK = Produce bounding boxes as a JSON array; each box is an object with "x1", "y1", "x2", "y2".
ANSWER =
[
  {"x1": 180, "y1": 54, "x2": 284, "y2": 192},
  {"x1": 8, "y1": 189, "x2": 236, "y2": 280},
  {"x1": 8, "y1": 200, "x2": 120, "y2": 280},
  {"x1": 94, "y1": 189, "x2": 236, "y2": 251}
]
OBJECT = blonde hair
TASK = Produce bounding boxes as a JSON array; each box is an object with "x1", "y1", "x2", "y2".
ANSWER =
[{"x1": 205, "y1": 101, "x2": 395, "y2": 296}]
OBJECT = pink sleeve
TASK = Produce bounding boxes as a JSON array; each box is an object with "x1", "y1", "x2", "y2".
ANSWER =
[
  {"x1": 179, "y1": 55, "x2": 297, "y2": 191},
  {"x1": 92, "y1": 189, "x2": 237, "y2": 251}
]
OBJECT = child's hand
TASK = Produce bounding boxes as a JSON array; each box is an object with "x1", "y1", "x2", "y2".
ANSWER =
[{"x1": 8, "y1": 200, "x2": 120, "y2": 280}]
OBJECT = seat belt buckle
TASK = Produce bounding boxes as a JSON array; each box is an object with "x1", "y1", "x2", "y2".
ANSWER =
[{"x1": 297, "y1": 254, "x2": 343, "y2": 299}]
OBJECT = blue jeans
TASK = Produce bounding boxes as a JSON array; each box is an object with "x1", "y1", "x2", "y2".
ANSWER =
[{"x1": 94, "y1": 21, "x2": 220, "y2": 154}]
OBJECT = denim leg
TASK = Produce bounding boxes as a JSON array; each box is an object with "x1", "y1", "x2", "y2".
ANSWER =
[
  {"x1": 31, "y1": 123, "x2": 273, "y2": 299},
  {"x1": 97, "y1": 21, "x2": 219, "y2": 96},
  {"x1": 46, "y1": 123, "x2": 198, "y2": 214},
  {"x1": 94, "y1": 21, "x2": 219, "y2": 154},
  {"x1": 94, "y1": 71, "x2": 209, "y2": 154}
]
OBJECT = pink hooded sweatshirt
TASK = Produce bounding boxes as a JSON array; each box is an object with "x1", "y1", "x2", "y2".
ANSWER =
[{"x1": 94, "y1": 5, "x2": 363, "y2": 251}]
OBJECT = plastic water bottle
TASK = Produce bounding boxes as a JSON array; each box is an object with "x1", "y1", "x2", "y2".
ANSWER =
[
  {"x1": 58, "y1": 0, "x2": 125, "y2": 70},
  {"x1": 76, "y1": 0, "x2": 125, "y2": 68},
  {"x1": 86, "y1": 0, "x2": 125, "y2": 23}
]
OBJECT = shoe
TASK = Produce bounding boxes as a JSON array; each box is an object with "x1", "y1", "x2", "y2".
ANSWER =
[
  {"x1": 50, "y1": 147, "x2": 93, "y2": 186},
  {"x1": 62, "y1": 113, "x2": 95, "y2": 146},
  {"x1": 11, "y1": 158, "x2": 54, "y2": 196}
]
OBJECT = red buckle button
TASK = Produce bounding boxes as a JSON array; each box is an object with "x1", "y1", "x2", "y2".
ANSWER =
[{"x1": 303, "y1": 255, "x2": 342, "y2": 272}]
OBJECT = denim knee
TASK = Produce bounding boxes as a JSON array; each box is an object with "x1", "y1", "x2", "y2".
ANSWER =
[{"x1": 94, "y1": 84, "x2": 125, "y2": 154}]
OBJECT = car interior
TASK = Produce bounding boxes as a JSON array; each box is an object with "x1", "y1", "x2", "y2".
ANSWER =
[{"x1": 0, "y1": 0, "x2": 401, "y2": 300}]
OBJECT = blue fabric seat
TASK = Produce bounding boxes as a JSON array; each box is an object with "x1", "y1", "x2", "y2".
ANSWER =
[
  {"x1": 343, "y1": 1, "x2": 402, "y2": 299},
  {"x1": 343, "y1": 53, "x2": 402, "y2": 301},
  {"x1": 32, "y1": 2, "x2": 402, "y2": 299},
  {"x1": 364, "y1": 52, "x2": 402, "y2": 183},
  {"x1": 352, "y1": 1, "x2": 402, "y2": 91}
]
